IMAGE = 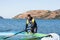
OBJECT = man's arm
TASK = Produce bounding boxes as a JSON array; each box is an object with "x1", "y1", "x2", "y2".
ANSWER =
[{"x1": 25, "y1": 22, "x2": 28, "y2": 32}]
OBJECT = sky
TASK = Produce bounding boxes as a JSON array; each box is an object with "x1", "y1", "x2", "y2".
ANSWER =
[{"x1": 0, "y1": 0, "x2": 60, "y2": 18}]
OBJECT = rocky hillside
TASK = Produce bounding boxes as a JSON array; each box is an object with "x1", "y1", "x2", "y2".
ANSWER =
[{"x1": 13, "y1": 9, "x2": 60, "y2": 19}]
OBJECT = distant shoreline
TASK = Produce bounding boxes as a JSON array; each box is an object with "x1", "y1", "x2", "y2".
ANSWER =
[{"x1": 13, "y1": 9, "x2": 60, "y2": 19}]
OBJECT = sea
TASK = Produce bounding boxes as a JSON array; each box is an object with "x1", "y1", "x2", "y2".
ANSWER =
[{"x1": 0, "y1": 19, "x2": 60, "y2": 40}]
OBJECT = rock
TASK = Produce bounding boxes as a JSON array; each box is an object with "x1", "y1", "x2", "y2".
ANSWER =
[
  {"x1": 53, "y1": 9, "x2": 60, "y2": 19},
  {"x1": 13, "y1": 9, "x2": 60, "y2": 19}
]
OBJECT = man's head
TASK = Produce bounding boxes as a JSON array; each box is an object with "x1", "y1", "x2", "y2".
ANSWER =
[{"x1": 27, "y1": 14, "x2": 32, "y2": 20}]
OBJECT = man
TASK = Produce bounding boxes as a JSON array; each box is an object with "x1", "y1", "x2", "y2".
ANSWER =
[{"x1": 25, "y1": 14, "x2": 37, "y2": 33}]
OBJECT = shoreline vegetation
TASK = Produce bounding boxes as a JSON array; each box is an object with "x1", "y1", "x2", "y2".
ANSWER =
[{"x1": 13, "y1": 9, "x2": 60, "y2": 19}]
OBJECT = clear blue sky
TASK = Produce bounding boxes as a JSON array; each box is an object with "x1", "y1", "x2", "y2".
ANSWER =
[{"x1": 0, "y1": 0, "x2": 60, "y2": 18}]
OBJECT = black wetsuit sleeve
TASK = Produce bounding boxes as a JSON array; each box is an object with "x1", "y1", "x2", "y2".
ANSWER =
[
  {"x1": 26, "y1": 24, "x2": 28, "y2": 28},
  {"x1": 25, "y1": 23, "x2": 28, "y2": 32}
]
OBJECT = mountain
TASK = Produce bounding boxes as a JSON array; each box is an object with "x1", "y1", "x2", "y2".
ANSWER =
[
  {"x1": 13, "y1": 9, "x2": 60, "y2": 19},
  {"x1": 53, "y1": 9, "x2": 60, "y2": 19},
  {"x1": 54, "y1": 9, "x2": 60, "y2": 13}
]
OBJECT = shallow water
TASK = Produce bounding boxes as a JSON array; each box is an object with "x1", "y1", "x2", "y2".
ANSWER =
[{"x1": 0, "y1": 19, "x2": 60, "y2": 40}]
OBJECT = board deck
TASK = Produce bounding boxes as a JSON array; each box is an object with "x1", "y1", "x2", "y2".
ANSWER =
[{"x1": 20, "y1": 32, "x2": 47, "y2": 40}]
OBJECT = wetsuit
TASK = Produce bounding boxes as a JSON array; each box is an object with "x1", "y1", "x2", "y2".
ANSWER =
[{"x1": 25, "y1": 17, "x2": 37, "y2": 33}]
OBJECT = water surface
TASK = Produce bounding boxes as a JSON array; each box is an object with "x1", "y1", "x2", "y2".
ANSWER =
[{"x1": 0, "y1": 19, "x2": 60, "y2": 40}]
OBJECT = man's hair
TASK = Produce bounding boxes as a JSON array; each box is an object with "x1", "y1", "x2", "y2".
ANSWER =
[
  {"x1": 27, "y1": 14, "x2": 33, "y2": 20},
  {"x1": 27, "y1": 14, "x2": 31, "y2": 17}
]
